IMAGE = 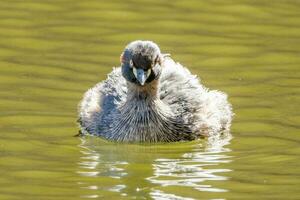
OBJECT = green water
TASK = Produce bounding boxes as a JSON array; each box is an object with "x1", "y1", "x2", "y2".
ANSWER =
[{"x1": 0, "y1": 0, "x2": 299, "y2": 199}]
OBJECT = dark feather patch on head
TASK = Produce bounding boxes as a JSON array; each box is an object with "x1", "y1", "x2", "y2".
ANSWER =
[
  {"x1": 121, "y1": 41, "x2": 163, "y2": 85},
  {"x1": 132, "y1": 53, "x2": 152, "y2": 70}
]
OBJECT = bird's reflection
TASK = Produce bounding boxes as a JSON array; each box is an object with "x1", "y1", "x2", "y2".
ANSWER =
[{"x1": 77, "y1": 134, "x2": 232, "y2": 199}]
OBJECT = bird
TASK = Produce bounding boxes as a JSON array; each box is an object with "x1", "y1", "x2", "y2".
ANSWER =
[{"x1": 78, "y1": 40, "x2": 233, "y2": 143}]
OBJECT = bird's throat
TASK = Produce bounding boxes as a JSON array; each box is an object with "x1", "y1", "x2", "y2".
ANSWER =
[{"x1": 126, "y1": 79, "x2": 159, "y2": 101}]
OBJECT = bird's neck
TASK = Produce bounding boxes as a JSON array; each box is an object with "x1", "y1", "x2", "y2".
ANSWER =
[{"x1": 126, "y1": 79, "x2": 160, "y2": 102}]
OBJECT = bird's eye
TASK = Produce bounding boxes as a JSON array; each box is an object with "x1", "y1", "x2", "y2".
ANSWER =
[
  {"x1": 146, "y1": 68, "x2": 151, "y2": 78},
  {"x1": 129, "y1": 60, "x2": 133, "y2": 68},
  {"x1": 132, "y1": 67, "x2": 137, "y2": 77}
]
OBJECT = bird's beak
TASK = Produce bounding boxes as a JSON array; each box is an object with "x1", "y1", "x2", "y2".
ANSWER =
[{"x1": 133, "y1": 67, "x2": 147, "y2": 86}]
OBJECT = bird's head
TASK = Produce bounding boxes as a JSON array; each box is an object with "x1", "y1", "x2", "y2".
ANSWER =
[{"x1": 120, "y1": 40, "x2": 164, "y2": 86}]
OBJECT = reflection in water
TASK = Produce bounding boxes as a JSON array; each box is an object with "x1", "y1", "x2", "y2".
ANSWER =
[
  {"x1": 77, "y1": 134, "x2": 232, "y2": 199},
  {"x1": 78, "y1": 139, "x2": 129, "y2": 198},
  {"x1": 148, "y1": 135, "x2": 232, "y2": 200},
  {"x1": 78, "y1": 145, "x2": 128, "y2": 178}
]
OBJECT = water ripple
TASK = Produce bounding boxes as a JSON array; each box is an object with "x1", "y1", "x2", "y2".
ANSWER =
[
  {"x1": 77, "y1": 135, "x2": 232, "y2": 199},
  {"x1": 147, "y1": 136, "x2": 232, "y2": 193}
]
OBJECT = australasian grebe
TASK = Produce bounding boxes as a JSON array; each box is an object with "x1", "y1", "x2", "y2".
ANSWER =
[{"x1": 78, "y1": 40, "x2": 233, "y2": 142}]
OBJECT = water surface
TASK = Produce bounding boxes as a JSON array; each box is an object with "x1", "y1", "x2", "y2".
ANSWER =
[{"x1": 0, "y1": 0, "x2": 299, "y2": 199}]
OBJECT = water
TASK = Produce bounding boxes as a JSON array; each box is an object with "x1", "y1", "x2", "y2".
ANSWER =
[{"x1": 0, "y1": 0, "x2": 299, "y2": 199}]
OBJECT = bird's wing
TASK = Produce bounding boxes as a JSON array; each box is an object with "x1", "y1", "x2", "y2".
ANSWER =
[
  {"x1": 159, "y1": 58, "x2": 233, "y2": 135},
  {"x1": 158, "y1": 58, "x2": 208, "y2": 124},
  {"x1": 78, "y1": 67, "x2": 127, "y2": 134}
]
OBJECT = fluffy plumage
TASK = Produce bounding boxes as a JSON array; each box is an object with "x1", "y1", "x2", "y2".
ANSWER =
[{"x1": 78, "y1": 40, "x2": 233, "y2": 142}]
